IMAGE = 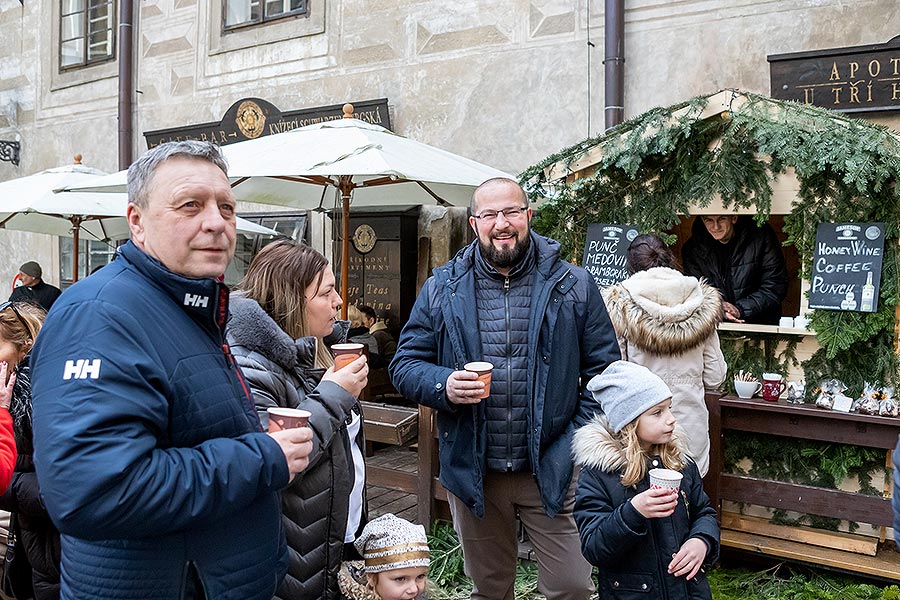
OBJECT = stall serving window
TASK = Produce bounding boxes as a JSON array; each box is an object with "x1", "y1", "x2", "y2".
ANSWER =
[
  {"x1": 59, "y1": 238, "x2": 118, "y2": 287},
  {"x1": 60, "y1": 0, "x2": 116, "y2": 70},
  {"x1": 224, "y1": 211, "x2": 308, "y2": 285},
  {"x1": 224, "y1": 0, "x2": 308, "y2": 30}
]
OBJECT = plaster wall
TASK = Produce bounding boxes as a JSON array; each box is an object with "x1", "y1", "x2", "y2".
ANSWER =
[{"x1": 0, "y1": 0, "x2": 897, "y2": 286}]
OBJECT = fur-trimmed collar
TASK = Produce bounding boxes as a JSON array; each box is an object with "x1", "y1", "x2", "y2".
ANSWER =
[
  {"x1": 572, "y1": 413, "x2": 688, "y2": 473},
  {"x1": 227, "y1": 292, "x2": 316, "y2": 372},
  {"x1": 602, "y1": 267, "x2": 723, "y2": 356}
]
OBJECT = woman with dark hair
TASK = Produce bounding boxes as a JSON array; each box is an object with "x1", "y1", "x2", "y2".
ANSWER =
[
  {"x1": 602, "y1": 234, "x2": 727, "y2": 476},
  {"x1": 226, "y1": 239, "x2": 369, "y2": 600},
  {"x1": 0, "y1": 302, "x2": 57, "y2": 599}
]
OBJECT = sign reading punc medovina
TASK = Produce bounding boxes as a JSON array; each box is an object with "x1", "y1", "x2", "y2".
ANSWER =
[
  {"x1": 582, "y1": 224, "x2": 640, "y2": 289},
  {"x1": 810, "y1": 222, "x2": 884, "y2": 312}
]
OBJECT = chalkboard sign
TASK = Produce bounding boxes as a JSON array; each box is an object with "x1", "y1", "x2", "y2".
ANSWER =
[
  {"x1": 581, "y1": 224, "x2": 639, "y2": 288},
  {"x1": 809, "y1": 222, "x2": 884, "y2": 312}
]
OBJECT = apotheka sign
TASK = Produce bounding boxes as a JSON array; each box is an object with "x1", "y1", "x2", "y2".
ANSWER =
[
  {"x1": 809, "y1": 223, "x2": 884, "y2": 312},
  {"x1": 769, "y1": 36, "x2": 900, "y2": 113}
]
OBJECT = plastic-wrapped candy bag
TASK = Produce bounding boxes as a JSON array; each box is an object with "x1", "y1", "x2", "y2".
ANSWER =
[
  {"x1": 856, "y1": 382, "x2": 881, "y2": 414},
  {"x1": 880, "y1": 387, "x2": 898, "y2": 418},
  {"x1": 815, "y1": 379, "x2": 836, "y2": 410},
  {"x1": 786, "y1": 379, "x2": 806, "y2": 404}
]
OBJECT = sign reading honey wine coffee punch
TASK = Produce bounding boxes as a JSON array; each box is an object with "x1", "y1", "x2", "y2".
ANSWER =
[
  {"x1": 581, "y1": 224, "x2": 639, "y2": 289},
  {"x1": 810, "y1": 222, "x2": 885, "y2": 312}
]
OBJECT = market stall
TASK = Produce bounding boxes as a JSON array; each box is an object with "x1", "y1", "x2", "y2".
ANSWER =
[{"x1": 523, "y1": 89, "x2": 900, "y2": 578}]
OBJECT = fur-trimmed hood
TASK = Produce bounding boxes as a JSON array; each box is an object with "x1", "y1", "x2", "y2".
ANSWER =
[
  {"x1": 602, "y1": 267, "x2": 723, "y2": 356},
  {"x1": 228, "y1": 292, "x2": 317, "y2": 372},
  {"x1": 572, "y1": 413, "x2": 688, "y2": 474}
]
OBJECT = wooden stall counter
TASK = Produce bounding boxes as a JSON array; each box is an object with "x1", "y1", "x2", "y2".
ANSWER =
[{"x1": 706, "y1": 392, "x2": 900, "y2": 580}]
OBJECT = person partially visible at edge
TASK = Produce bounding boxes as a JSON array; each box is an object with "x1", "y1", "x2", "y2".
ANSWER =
[
  {"x1": 226, "y1": 239, "x2": 369, "y2": 600},
  {"x1": 347, "y1": 305, "x2": 385, "y2": 368},
  {"x1": 389, "y1": 177, "x2": 621, "y2": 600},
  {"x1": 602, "y1": 234, "x2": 726, "y2": 476},
  {"x1": 29, "y1": 141, "x2": 314, "y2": 600},
  {"x1": 0, "y1": 302, "x2": 56, "y2": 599},
  {"x1": 362, "y1": 306, "x2": 397, "y2": 363},
  {"x1": 893, "y1": 438, "x2": 900, "y2": 549},
  {"x1": 574, "y1": 361, "x2": 719, "y2": 600},
  {"x1": 9, "y1": 262, "x2": 61, "y2": 313},
  {"x1": 681, "y1": 215, "x2": 788, "y2": 325}
]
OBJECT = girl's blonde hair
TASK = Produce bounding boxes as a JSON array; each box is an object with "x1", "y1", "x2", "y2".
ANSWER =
[
  {"x1": 238, "y1": 239, "x2": 335, "y2": 368},
  {"x1": 616, "y1": 420, "x2": 685, "y2": 488}
]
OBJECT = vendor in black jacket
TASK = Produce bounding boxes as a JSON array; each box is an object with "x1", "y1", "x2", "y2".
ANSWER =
[{"x1": 682, "y1": 215, "x2": 787, "y2": 325}]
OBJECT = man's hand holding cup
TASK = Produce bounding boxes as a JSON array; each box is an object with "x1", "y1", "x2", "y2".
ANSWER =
[
  {"x1": 446, "y1": 362, "x2": 493, "y2": 405},
  {"x1": 267, "y1": 407, "x2": 314, "y2": 477}
]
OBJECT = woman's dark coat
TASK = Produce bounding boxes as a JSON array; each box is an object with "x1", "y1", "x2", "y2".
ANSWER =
[
  {"x1": 0, "y1": 355, "x2": 61, "y2": 600},
  {"x1": 572, "y1": 415, "x2": 719, "y2": 600},
  {"x1": 227, "y1": 293, "x2": 366, "y2": 600}
]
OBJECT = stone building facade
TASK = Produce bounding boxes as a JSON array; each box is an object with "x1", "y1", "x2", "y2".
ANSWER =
[{"x1": 0, "y1": 0, "x2": 897, "y2": 290}]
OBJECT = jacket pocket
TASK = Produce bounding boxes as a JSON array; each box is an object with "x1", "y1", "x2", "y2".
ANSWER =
[{"x1": 601, "y1": 571, "x2": 656, "y2": 597}]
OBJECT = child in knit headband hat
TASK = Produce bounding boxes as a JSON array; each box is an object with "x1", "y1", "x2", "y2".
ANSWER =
[
  {"x1": 571, "y1": 360, "x2": 720, "y2": 600},
  {"x1": 338, "y1": 513, "x2": 430, "y2": 600}
]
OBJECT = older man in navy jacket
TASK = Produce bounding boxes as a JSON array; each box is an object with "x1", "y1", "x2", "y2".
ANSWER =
[
  {"x1": 391, "y1": 178, "x2": 620, "y2": 600},
  {"x1": 31, "y1": 141, "x2": 313, "y2": 600}
]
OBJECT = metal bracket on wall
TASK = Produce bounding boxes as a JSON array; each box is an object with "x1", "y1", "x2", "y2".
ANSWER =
[{"x1": 0, "y1": 140, "x2": 20, "y2": 166}]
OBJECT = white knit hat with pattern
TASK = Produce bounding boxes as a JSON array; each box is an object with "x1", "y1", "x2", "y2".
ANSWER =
[{"x1": 353, "y1": 514, "x2": 430, "y2": 574}]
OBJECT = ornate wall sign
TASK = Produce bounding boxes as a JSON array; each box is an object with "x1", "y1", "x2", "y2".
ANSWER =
[
  {"x1": 352, "y1": 224, "x2": 377, "y2": 254},
  {"x1": 0, "y1": 140, "x2": 20, "y2": 165},
  {"x1": 235, "y1": 100, "x2": 266, "y2": 139}
]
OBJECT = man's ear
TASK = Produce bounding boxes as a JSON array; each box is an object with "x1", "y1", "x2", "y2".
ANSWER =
[
  {"x1": 126, "y1": 203, "x2": 145, "y2": 244},
  {"x1": 469, "y1": 216, "x2": 478, "y2": 236}
]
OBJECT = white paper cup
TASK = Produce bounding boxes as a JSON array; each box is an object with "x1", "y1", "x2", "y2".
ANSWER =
[
  {"x1": 267, "y1": 407, "x2": 311, "y2": 432},
  {"x1": 332, "y1": 343, "x2": 365, "y2": 371},
  {"x1": 648, "y1": 468, "x2": 683, "y2": 492},
  {"x1": 779, "y1": 316, "x2": 794, "y2": 328}
]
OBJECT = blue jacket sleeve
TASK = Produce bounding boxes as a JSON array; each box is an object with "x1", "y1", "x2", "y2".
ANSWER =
[
  {"x1": 31, "y1": 300, "x2": 290, "y2": 541},
  {"x1": 575, "y1": 276, "x2": 620, "y2": 428},
  {"x1": 389, "y1": 278, "x2": 457, "y2": 413},
  {"x1": 575, "y1": 466, "x2": 648, "y2": 566}
]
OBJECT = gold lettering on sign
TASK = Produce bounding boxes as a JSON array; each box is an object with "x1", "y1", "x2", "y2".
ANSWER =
[
  {"x1": 893, "y1": 83, "x2": 900, "y2": 100},
  {"x1": 830, "y1": 62, "x2": 840, "y2": 80},
  {"x1": 832, "y1": 87, "x2": 842, "y2": 104},
  {"x1": 892, "y1": 58, "x2": 900, "y2": 76},
  {"x1": 803, "y1": 88, "x2": 815, "y2": 103},
  {"x1": 868, "y1": 60, "x2": 881, "y2": 77},
  {"x1": 848, "y1": 62, "x2": 859, "y2": 79},
  {"x1": 849, "y1": 82, "x2": 861, "y2": 104}
]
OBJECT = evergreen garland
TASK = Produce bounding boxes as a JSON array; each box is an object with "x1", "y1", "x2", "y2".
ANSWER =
[{"x1": 524, "y1": 89, "x2": 900, "y2": 389}]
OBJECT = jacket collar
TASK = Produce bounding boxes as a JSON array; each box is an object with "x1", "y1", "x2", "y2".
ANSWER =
[
  {"x1": 572, "y1": 413, "x2": 688, "y2": 473},
  {"x1": 441, "y1": 231, "x2": 564, "y2": 285},
  {"x1": 603, "y1": 268, "x2": 723, "y2": 355},
  {"x1": 227, "y1": 293, "x2": 316, "y2": 372},
  {"x1": 118, "y1": 241, "x2": 229, "y2": 337}
]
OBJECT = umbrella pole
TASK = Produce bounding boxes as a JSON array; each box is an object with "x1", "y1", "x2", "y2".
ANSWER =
[
  {"x1": 72, "y1": 216, "x2": 82, "y2": 283},
  {"x1": 341, "y1": 190, "x2": 350, "y2": 320}
]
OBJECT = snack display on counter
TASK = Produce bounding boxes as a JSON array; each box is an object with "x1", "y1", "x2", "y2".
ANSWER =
[
  {"x1": 879, "y1": 386, "x2": 898, "y2": 417},
  {"x1": 785, "y1": 379, "x2": 806, "y2": 404}
]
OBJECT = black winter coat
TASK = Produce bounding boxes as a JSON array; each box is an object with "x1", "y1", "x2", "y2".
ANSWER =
[
  {"x1": 0, "y1": 355, "x2": 61, "y2": 600},
  {"x1": 682, "y1": 216, "x2": 788, "y2": 325},
  {"x1": 227, "y1": 293, "x2": 366, "y2": 600},
  {"x1": 572, "y1": 416, "x2": 719, "y2": 600}
]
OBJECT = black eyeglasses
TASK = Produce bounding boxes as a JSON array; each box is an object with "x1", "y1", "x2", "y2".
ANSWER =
[
  {"x1": 472, "y1": 206, "x2": 529, "y2": 224},
  {"x1": 0, "y1": 302, "x2": 30, "y2": 339}
]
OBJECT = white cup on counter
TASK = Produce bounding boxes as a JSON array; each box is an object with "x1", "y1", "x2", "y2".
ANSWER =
[
  {"x1": 778, "y1": 316, "x2": 794, "y2": 328},
  {"x1": 793, "y1": 315, "x2": 810, "y2": 330}
]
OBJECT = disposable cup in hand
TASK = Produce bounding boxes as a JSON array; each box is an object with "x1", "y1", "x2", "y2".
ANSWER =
[
  {"x1": 332, "y1": 343, "x2": 365, "y2": 371},
  {"x1": 648, "y1": 468, "x2": 683, "y2": 492},
  {"x1": 464, "y1": 361, "x2": 493, "y2": 399},
  {"x1": 267, "y1": 407, "x2": 311, "y2": 433}
]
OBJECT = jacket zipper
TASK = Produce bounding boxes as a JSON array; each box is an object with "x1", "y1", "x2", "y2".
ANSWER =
[
  {"x1": 222, "y1": 342, "x2": 260, "y2": 428},
  {"x1": 504, "y1": 276, "x2": 512, "y2": 471}
]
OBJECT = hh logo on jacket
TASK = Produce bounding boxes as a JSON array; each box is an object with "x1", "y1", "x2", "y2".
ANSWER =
[
  {"x1": 63, "y1": 359, "x2": 101, "y2": 380},
  {"x1": 184, "y1": 293, "x2": 209, "y2": 308}
]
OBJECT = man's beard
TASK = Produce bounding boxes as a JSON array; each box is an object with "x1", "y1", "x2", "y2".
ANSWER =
[{"x1": 479, "y1": 229, "x2": 531, "y2": 270}]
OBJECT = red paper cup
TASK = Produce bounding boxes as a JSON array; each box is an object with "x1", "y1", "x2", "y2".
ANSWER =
[
  {"x1": 267, "y1": 407, "x2": 311, "y2": 433},
  {"x1": 648, "y1": 468, "x2": 683, "y2": 492},
  {"x1": 464, "y1": 361, "x2": 493, "y2": 399},
  {"x1": 332, "y1": 343, "x2": 365, "y2": 371}
]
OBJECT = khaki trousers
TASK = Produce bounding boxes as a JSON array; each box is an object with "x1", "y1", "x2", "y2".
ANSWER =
[{"x1": 447, "y1": 471, "x2": 594, "y2": 600}]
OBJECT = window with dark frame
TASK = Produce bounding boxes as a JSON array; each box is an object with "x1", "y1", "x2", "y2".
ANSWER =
[
  {"x1": 60, "y1": 0, "x2": 116, "y2": 70},
  {"x1": 223, "y1": 0, "x2": 308, "y2": 30}
]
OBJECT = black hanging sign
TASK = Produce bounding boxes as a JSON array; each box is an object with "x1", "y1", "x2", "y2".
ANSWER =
[
  {"x1": 581, "y1": 224, "x2": 639, "y2": 289},
  {"x1": 809, "y1": 222, "x2": 884, "y2": 312}
]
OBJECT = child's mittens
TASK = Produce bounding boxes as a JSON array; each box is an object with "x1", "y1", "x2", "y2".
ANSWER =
[{"x1": 668, "y1": 537, "x2": 708, "y2": 580}]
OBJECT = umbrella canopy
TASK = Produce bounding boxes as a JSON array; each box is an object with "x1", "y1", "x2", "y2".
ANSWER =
[
  {"x1": 65, "y1": 104, "x2": 516, "y2": 313},
  {"x1": 0, "y1": 159, "x2": 276, "y2": 281}
]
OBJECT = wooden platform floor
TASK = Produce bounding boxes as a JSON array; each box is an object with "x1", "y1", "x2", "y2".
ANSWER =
[{"x1": 366, "y1": 442, "x2": 418, "y2": 523}]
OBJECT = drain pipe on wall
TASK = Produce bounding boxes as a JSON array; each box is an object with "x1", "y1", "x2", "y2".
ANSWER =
[
  {"x1": 118, "y1": 0, "x2": 134, "y2": 169},
  {"x1": 604, "y1": 0, "x2": 624, "y2": 130}
]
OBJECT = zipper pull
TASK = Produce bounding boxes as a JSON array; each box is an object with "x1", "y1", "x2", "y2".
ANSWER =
[
  {"x1": 504, "y1": 277, "x2": 510, "y2": 291},
  {"x1": 222, "y1": 343, "x2": 234, "y2": 369}
]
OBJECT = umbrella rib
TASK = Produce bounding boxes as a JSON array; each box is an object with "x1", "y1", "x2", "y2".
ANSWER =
[{"x1": 415, "y1": 181, "x2": 452, "y2": 207}]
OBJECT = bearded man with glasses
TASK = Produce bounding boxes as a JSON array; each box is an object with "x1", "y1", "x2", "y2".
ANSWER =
[{"x1": 391, "y1": 177, "x2": 620, "y2": 600}]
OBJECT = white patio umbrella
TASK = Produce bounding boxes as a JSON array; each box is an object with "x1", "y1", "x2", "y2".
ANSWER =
[
  {"x1": 66, "y1": 104, "x2": 515, "y2": 312},
  {"x1": 0, "y1": 158, "x2": 276, "y2": 281}
]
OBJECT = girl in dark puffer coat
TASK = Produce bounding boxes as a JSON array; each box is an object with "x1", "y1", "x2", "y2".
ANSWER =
[
  {"x1": 573, "y1": 361, "x2": 719, "y2": 600},
  {"x1": 227, "y1": 240, "x2": 369, "y2": 600},
  {"x1": 0, "y1": 302, "x2": 59, "y2": 600}
]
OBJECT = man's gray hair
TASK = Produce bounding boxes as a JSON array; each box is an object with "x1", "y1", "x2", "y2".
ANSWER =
[
  {"x1": 127, "y1": 141, "x2": 229, "y2": 208},
  {"x1": 470, "y1": 177, "x2": 529, "y2": 214}
]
